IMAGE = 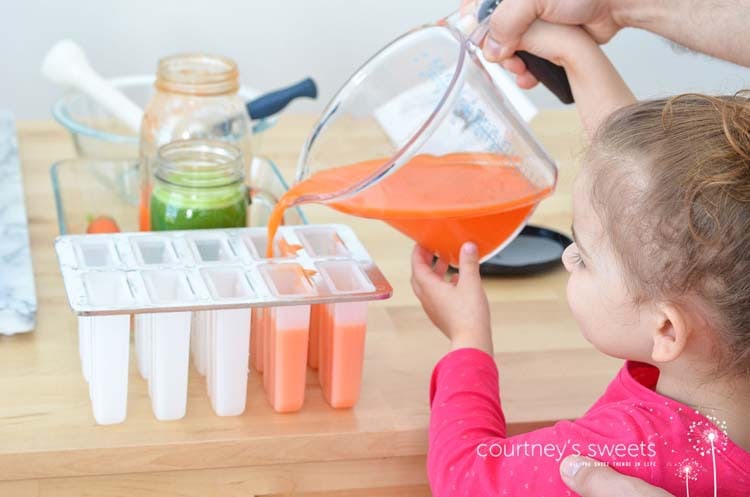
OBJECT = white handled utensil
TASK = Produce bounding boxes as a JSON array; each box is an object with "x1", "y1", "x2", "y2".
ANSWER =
[{"x1": 41, "y1": 39, "x2": 143, "y2": 132}]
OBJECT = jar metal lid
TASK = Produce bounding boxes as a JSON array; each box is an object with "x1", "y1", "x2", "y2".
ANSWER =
[{"x1": 156, "y1": 53, "x2": 240, "y2": 96}]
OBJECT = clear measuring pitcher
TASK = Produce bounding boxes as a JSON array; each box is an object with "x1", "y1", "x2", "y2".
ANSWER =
[{"x1": 279, "y1": 0, "x2": 571, "y2": 265}]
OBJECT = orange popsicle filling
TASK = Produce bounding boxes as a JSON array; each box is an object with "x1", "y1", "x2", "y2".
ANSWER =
[
  {"x1": 307, "y1": 304, "x2": 324, "y2": 370},
  {"x1": 250, "y1": 307, "x2": 266, "y2": 373},
  {"x1": 263, "y1": 308, "x2": 310, "y2": 413},
  {"x1": 317, "y1": 304, "x2": 367, "y2": 409}
]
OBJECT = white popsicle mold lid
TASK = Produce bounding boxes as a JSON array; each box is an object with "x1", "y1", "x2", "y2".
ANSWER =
[{"x1": 55, "y1": 224, "x2": 392, "y2": 316}]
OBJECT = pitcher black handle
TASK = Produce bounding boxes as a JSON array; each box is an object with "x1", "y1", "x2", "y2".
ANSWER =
[{"x1": 478, "y1": 0, "x2": 574, "y2": 104}]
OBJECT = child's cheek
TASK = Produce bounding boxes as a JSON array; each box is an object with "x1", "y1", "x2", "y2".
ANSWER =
[
  {"x1": 566, "y1": 270, "x2": 634, "y2": 359},
  {"x1": 566, "y1": 273, "x2": 587, "y2": 328},
  {"x1": 566, "y1": 272, "x2": 600, "y2": 346}
]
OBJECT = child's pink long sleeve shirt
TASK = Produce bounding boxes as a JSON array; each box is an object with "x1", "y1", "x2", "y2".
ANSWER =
[{"x1": 428, "y1": 348, "x2": 750, "y2": 496}]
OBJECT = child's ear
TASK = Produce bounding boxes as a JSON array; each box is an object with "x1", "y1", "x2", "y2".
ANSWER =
[{"x1": 650, "y1": 303, "x2": 691, "y2": 363}]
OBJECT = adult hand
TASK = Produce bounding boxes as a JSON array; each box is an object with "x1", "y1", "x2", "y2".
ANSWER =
[
  {"x1": 461, "y1": 0, "x2": 750, "y2": 86},
  {"x1": 560, "y1": 456, "x2": 676, "y2": 497},
  {"x1": 460, "y1": 0, "x2": 623, "y2": 89},
  {"x1": 482, "y1": 0, "x2": 622, "y2": 57}
]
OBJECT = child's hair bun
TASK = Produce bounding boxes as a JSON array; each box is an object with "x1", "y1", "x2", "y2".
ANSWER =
[
  {"x1": 665, "y1": 91, "x2": 750, "y2": 206},
  {"x1": 714, "y1": 90, "x2": 750, "y2": 163}
]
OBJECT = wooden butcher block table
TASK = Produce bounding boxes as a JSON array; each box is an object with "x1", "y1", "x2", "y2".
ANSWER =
[{"x1": 0, "y1": 111, "x2": 620, "y2": 496}]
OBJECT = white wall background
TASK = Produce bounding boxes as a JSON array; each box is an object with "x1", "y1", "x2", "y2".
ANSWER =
[{"x1": 3, "y1": 0, "x2": 750, "y2": 119}]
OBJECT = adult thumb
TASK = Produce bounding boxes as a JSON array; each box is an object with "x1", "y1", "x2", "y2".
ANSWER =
[
  {"x1": 560, "y1": 456, "x2": 675, "y2": 497},
  {"x1": 458, "y1": 242, "x2": 481, "y2": 285}
]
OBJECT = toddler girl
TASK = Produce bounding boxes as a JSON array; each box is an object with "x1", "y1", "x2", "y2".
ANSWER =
[{"x1": 412, "y1": 20, "x2": 750, "y2": 497}]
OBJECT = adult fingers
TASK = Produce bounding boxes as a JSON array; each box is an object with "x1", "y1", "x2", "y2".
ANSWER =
[
  {"x1": 499, "y1": 56, "x2": 540, "y2": 89},
  {"x1": 501, "y1": 55, "x2": 527, "y2": 76},
  {"x1": 515, "y1": 71, "x2": 540, "y2": 89},
  {"x1": 486, "y1": 0, "x2": 541, "y2": 59}
]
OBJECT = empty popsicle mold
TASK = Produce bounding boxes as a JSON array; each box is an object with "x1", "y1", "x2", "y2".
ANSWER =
[
  {"x1": 201, "y1": 267, "x2": 254, "y2": 300},
  {"x1": 82, "y1": 270, "x2": 134, "y2": 307},
  {"x1": 137, "y1": 270, "x2": 196, "y2": 420},
  {"x1": 88, "y1": 313, "x2": 131, "y2": 424},
  {"x1": 203, "y1": 307, "x2": 252, "y2": 416},
  {"x1": 242, "y1": 231, "x2": 290, "y2": 259},
  {"x1": 259, "y1": 263, "x2": 316, "y2": 298},
  {"x1": 55, "y1": 225, "x2": 392, "y2": 424},
  {"x1": 191, "y1": 236, "x2": 237, "y2": 263},
  {"x1": 197, "y1": 267, "x2": 255, "y2": 415},
  {"x1": 75, "y1": 241, "x2": 119, "y2": 268},
  {"x1": 132, "y1": 236, "x2": 177, "y2": 265},
  {"x1": 191, "y1": 311, "x2": 210, "y2": 375},
  {"x1": 316, "y1": 260, "x2": 375, "y2": 294},
  {"x1": 138, "y1": 311, "x2": 192, "y2": 420},
  {"x1": 135, "y1": 269, "x2": 192, "y2": 383},
  {"x1": 142, "y1": 269, "x2": 196, "y2": 303},
  {"x1": 78, "y1": 271, "x2": 134, "y2": 424},
  {"x1": 297, "y1": 227, "x2": 349, "y2": 257}
]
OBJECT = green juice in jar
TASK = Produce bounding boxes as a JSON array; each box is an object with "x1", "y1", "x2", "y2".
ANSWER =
[{"x1": 150, "y1": 140, "x2": 248, "y2": 231}]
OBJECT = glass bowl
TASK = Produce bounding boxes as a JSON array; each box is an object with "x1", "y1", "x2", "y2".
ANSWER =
[{"x1": 51, "y1": 74, "x2": 277, "y2": 160}]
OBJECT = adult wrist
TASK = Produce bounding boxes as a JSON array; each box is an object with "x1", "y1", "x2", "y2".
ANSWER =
[{"x1": 611, "y1": 0, "x2": 671, "y2": 31}]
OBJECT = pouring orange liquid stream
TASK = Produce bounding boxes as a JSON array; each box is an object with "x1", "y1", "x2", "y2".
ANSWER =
[
  {"x1": 266, "y1": 152, "x2": 553, "y2": 263},
  {"x1": 257, "y1": 153, "x2": 552, "y2": 410}
]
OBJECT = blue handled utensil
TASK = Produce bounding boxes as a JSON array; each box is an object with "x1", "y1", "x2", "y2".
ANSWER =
[{"x1": 247, "y1": 78, "x2": 318, "y2": 120}]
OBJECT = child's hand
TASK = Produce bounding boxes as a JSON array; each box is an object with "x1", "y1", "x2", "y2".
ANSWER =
[
  {"x1": 411, "y1": 243, "x2": 493, "y2": 355},
  {"x1": 487, "y1": 19, "x2": 636, "y2": 135}
]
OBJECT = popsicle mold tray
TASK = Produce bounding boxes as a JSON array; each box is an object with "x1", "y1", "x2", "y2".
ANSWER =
[{"x1": 54, "y1": 225, "x2": 392, "y2": 424}]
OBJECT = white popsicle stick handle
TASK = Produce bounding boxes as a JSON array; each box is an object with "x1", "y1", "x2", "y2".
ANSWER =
[
  {"x1": 76, "y1": 72, "x2": 143, "y2": 131},
  {"x1": 41, "y1": 39, "x2": 143, "y2": 132}
]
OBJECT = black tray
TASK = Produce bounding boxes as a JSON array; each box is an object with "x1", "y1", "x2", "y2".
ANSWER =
[{"x1": 479, "y1": 225, "x2": 572, "y2": 276}]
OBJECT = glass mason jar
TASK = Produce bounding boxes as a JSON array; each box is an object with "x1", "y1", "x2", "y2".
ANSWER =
[
  {"x1": 139, "y1": 53, "x2": 252, "y2": 230},
  {"x1": 150, "y1": 140, "x2": 247, "y2": 231}
]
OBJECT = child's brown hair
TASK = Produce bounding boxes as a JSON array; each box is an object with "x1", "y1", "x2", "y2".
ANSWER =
[{"x1": 586, "y1": 91, "x2": 750, "y2": 378}]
